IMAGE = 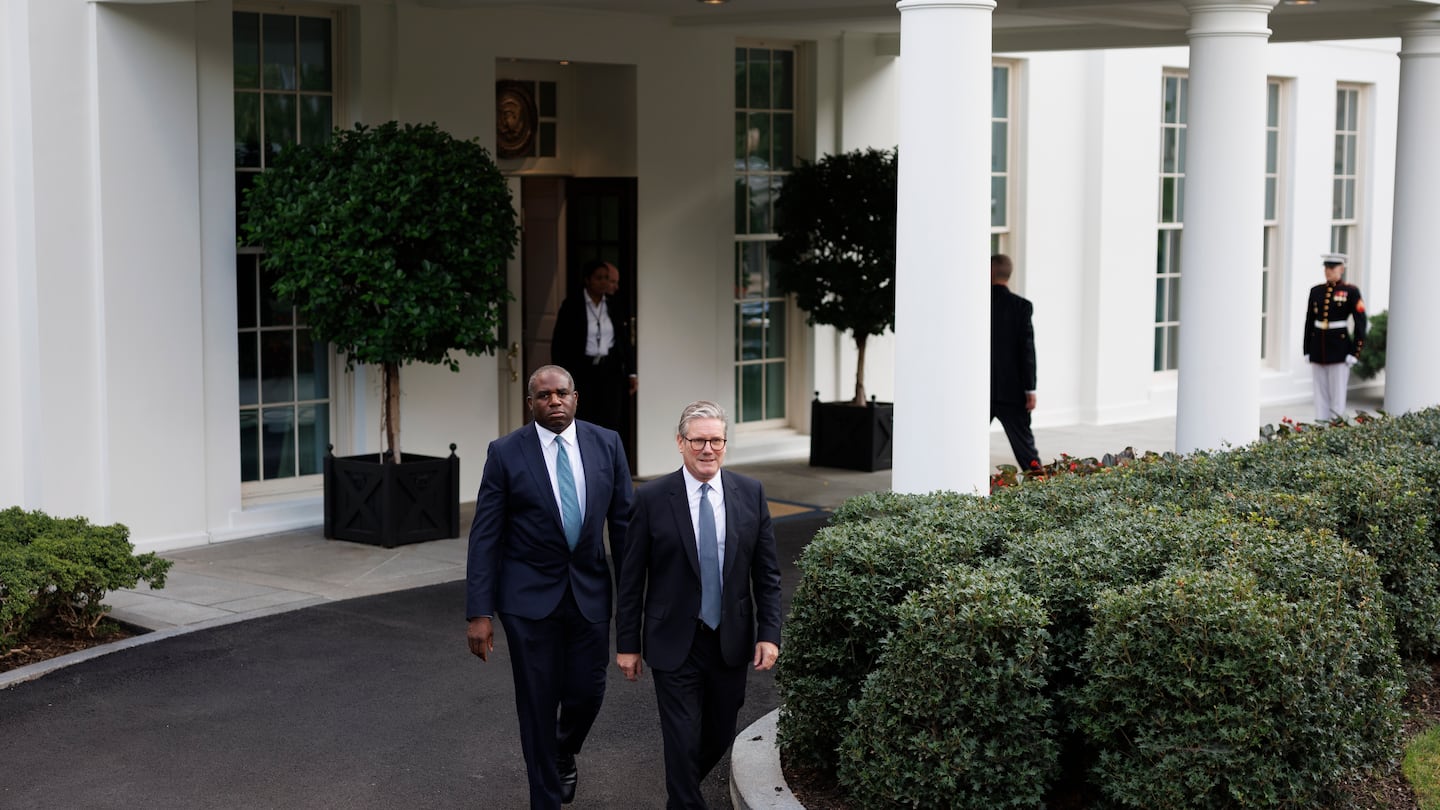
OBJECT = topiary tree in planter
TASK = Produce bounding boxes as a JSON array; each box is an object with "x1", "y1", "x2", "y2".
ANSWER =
[
  {"x1": 772, "y1": 147, "x2": 897, "y2": 407},
  {"x1": 242, "y1": 121, "x2": 518, "y2": 464},
  {"x1": 771, "y1": 147, "x2": 897, "y2": 471},
  {"x1": 241, "y1": 121, "x2": 518, "y2": 546}
]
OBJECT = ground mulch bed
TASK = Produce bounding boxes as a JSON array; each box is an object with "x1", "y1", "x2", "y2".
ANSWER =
[
  {"x1": 0, "y1": 619, "x2": 141, "y2": 675},
  {"x1": 785, "y1": 663, "x2": 1440, "y2": 810}
]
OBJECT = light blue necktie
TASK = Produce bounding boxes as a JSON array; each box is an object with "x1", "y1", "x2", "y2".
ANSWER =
[
  {"x1": 698, "y1": 483, "x2": 721, "y2": 629},
  {"x1": 556, "y1": 436, "x2": 582, "y2": 550}
]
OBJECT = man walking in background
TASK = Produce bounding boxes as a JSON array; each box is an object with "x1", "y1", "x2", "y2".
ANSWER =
[{"x1": 990, "y1": 254, "x2": 1040, "y2": 471}]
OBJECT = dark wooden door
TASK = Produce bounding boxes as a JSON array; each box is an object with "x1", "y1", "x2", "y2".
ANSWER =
[{"x1": 566, "y1": 178, "x2": 638, "y2": 472}]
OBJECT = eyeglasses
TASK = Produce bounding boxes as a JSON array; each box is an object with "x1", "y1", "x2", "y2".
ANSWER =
[{"x1": 683, "y1": 437, "x2": 727, "y2": 451}]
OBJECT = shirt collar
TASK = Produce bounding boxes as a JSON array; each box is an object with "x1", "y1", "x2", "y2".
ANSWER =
[
  {"x1": 535, "y1": 421, "x2": 579, "y2": 448},
  {"x1": 681, "y1": 466, "x2": 720, "y2": 495}
]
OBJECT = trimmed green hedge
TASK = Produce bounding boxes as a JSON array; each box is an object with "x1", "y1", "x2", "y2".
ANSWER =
[
  {"x1": 0, "y1": 507, "x2": 171, "y2": 650},
  {"x1": 778, "y1": 406, "x2": 1438, "y2": 806},
  {"x1": 837, "y1": 566, "x2": 1057, "y2": 808}
]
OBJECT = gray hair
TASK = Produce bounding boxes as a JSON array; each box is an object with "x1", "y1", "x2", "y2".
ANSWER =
[
  {"x1": 527, "y1": 364, "x2": 575, "y2": 397},
  {"x1": 677, "y1": 400, "x2": 728, "y2": 438}
]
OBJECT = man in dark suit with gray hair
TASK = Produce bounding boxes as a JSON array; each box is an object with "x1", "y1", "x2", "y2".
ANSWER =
[{"x1": 615, "y1": 400, "x2": 783, "y2": 809}]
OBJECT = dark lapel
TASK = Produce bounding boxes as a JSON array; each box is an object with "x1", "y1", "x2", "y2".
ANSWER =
[
  {"x1": 576, "y1": 422, "x2": 603, "y2": 534},
  {"x1": 667, "y1": 470, "x2": 701, "y2": 579},
  {"x1": 720, "y1": 470, "x2": 744, "y2": 578},
  {"x1": 522, "y1": 424, "x2": 565, "y2": 536}
]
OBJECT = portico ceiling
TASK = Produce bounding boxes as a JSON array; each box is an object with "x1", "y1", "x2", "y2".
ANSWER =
[{"x1": 423, "y1": 0, "x2": 1440, "y2": 49}]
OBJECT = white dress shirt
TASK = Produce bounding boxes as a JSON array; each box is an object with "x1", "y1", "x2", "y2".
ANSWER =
[{"x1": 536, "y1": 422, "x2": 586, "y2": 523}]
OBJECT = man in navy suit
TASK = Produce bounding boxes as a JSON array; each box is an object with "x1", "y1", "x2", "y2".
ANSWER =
[
  {"x1": 990, "y1": 253, "x2": 1040, "y2": 470},
  {"x1": 466, "y1": 364, "x2": 634, "y2": 808},
  {"x1": 615, "y1": 400, "x2": 783, "y2": 809}
]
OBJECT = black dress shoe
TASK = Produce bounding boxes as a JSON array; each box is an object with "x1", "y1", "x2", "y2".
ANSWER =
[{"x1": 557, "y1": 754, "x2": 577, "y2": 804}]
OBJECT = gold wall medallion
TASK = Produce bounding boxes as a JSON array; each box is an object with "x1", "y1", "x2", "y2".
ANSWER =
[{"x1": 496, "y1": 81, "x2": 537, "y2": 159}]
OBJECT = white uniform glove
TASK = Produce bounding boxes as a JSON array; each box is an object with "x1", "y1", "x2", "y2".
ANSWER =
[{"x1": 1345, "y1": 354, "x2": 1358, "y2": 368}]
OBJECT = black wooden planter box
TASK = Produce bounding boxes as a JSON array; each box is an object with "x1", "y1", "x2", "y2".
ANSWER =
[
  {"x1": 809, "y1": 398, "x2": 894, "y2": 472},
  {"x1": 324, "y1": 445, "x2": 460, "y2": 548}
]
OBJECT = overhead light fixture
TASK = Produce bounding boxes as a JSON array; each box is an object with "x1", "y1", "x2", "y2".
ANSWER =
[
  {"x1": 698, "y1": 0, "x2": 728, "y2": 5},
  {"x1": 1282, "y1": 0, "x2": 1317, "y2": 6}
]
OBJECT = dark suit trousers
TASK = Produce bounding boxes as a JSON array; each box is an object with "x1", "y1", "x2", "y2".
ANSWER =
[
  {"x1": 991, "y1": 401, "x2": 1040, "y2": 471},
  {"x1": 499, "y1": 586, "x2": 609, "y2": 810},
  {"x1": 651, "y1": 623, "x2": 747, "y2": 810}
]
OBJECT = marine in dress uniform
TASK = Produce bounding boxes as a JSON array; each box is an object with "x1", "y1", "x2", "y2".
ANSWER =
[{"x1": 1303, "y1": 253, "x2": 1367, "y2": 421}]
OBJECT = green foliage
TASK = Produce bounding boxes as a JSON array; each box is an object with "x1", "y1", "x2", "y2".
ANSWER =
[
  {"x1": 1352, "y1": 309, "x2": 1388, "y2": 380},
  {"x1": 241, "y1": 121, "x2": 518, "y2": 457},
  {"x1": 1074, "y1": 567, "x2": 1402, "y2": 809},
  {"x1": 0, "y1": 507, "x2": 172, "y2": 650},
  {"x1": 780, "y1": 406, "x2": 1440, "y2": 806},
  {"x1": 242, "y1": 121, "x2": 516, "y2": 372},
  {"x1": 837, "y1": 567, "x2": 1057, "y2": 809},
  {"x1": 771, "y1": 147, "x2": 896, "y2": 404},
  {"x1": 776, "y1": 506, "x2": 991, "y2": 770}
]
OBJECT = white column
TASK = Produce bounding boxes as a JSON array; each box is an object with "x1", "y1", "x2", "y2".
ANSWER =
[
  {"x1": 0, "y1": 0, "x2": 40, "y2": 506},
  {"x1": 1173, "y1": 0, "x2": 1275, "y2": 454},
  {"x1": 1385, "y1": 16, "x2": 1440, "y2": 415},
  {"x1": 893, "y1": 0, "x2": 994, "y2": 495}
]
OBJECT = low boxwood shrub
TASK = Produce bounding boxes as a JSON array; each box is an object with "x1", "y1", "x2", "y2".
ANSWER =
[
  {"x1": 1074, "y1": 566, "x2": 1403, "y2": 809},
  {"x1": 777, "y1": 503, "x2": 995, "y2": 770},
  {"x1": 1207, "y1": 442, "x2": 1440, "y2": 656},
  {"x1": 836, "y1": 566, "x2": 1056, "y2": 809},
  {"x1": 781, "y1": 406, "x2": 1439, "y2": 806},
  {"x1": 0, "y1": 507, "x2": 172, "y2": 650}
]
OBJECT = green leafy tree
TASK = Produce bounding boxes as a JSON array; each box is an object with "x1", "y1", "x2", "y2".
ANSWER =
[
  {"x1": 242, "y1": 122, "x2": 518, "y2": 462},
  {"x1": 772, "y1": 147, "x2": 897, "y2": 407},
  {"x1": 1352, "y1": 309, "x2": 1387, "y2": 381}
]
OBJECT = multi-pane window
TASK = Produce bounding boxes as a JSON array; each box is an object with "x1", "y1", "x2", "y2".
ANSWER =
[
  {"x1": 1261, "y1": 79, "x2": 1284, "y2": 362},
  {"x1": 1332, "y1": 85, "x2": 1362, "y2": 287},
  {"x1": 234, "y1": 10, "x2": 337, "y2": 485},
  {"x1": 734, "y1": 46, "x2": 795, "y2": 425},
  {"x1": 1155, "y1": 72, "x2": 1187, "y2": 372},
  {"x1": 991, "y1": 62, "x2": 1014, "y2": 255}
]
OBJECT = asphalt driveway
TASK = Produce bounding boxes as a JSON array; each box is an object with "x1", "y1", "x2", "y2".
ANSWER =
[{"x1": 0, "y1": 511, "x2": 828, "y2": 809}]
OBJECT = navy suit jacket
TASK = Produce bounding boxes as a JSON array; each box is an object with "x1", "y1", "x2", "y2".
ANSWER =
[
  {"x1": 615, "y1": 469, "x2": 782, "y2": 671},
  {"x1": 991, "y1": 284, "x2": 1037, "y2": 406},
  {"x1": 466, "y1": 420, "x2": 633, "y2": 624}
]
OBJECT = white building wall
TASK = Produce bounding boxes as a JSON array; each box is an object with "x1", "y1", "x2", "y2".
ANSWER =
[
  {"x1": 1, "y1": 0, "x2": 1406, "y2": 550},
  {"x1": 10, "y1": 0, "x2": 109, "y2": 525},
  {"x1": 94, "y1": 3, "x2": 211, "y2": 548},
  {"x1": 1267, "y1": 40, "x2": 1398, "y2": 407},
  {"x1": 391, "y1": 5, "x2": 733, "y2": 483},
  {"x1": 1, "y1": 0, "x2": 37, "y2": 506},
  {"x1": 806, "y1": 36, "x2": 1397, "y2": 442}
]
